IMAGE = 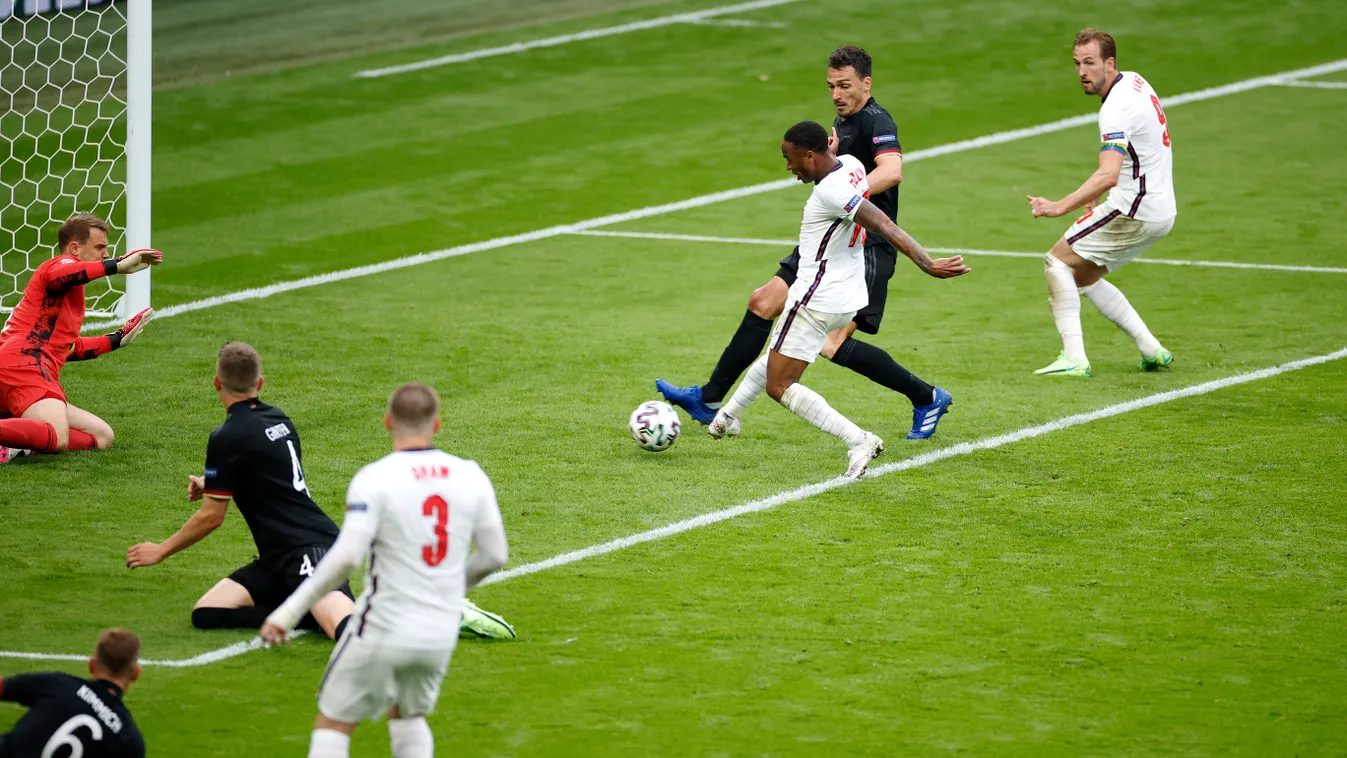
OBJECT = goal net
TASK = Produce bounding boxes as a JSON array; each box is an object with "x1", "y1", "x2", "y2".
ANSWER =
[{"x1": 1, "y1": 0, "x2": 150, "y2": 321}]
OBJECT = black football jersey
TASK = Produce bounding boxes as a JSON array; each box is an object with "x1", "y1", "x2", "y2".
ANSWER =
[
  {"x1": 0, "y1": 673, "x2": 145, "y2": 758},
  {"x1": 833, "y1": 97, "x2": 902, "y2": 224},
  {"x1": 202, "y1": 399, "x2": 340, "y2": 559}
]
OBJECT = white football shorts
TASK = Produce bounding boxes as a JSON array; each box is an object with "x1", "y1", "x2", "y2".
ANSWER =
[
  {"x1": 317, "y1": 634, "x2": 457, "y2": 723},
  {"x1": 769, "y1": 302, "x2": 855, "y2": 363},
  {"x1": 1064, "y1": 206, "x2": 1175, "y2": 272}
]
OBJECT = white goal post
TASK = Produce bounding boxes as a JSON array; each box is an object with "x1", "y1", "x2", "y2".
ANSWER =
[{"x1": 1, "y1": 0, "x2": 151, "y2": 320}]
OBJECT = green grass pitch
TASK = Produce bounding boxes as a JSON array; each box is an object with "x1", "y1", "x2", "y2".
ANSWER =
[{"x1": 2, "y1": 0, "x2": 1346, "y2": 755}]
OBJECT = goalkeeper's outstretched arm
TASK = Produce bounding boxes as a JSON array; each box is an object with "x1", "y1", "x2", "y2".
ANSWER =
[{"x1": 68, "y1": 308, "x2": 154, "y2": 362}]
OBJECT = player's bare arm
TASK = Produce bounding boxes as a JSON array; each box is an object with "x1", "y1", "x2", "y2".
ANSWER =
[
  {"x1": 126, "y1": 495, "x2": 228, "y2": 569},
  {"x1": 866, "y1": 152, "x2": 902, "y2": 193},
  {"x1": 1027, "y1": 148, "x2": 1124, "y2": 218},
  {"x1": 852, "y1": 200, "x2": 970, "y2": 279}
]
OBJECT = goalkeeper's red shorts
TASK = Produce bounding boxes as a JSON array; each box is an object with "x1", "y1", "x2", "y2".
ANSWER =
[{"x1": 0, "y1": 365, "x2": 66, "y2": 417}]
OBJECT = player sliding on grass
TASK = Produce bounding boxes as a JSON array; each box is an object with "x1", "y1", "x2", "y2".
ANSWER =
[
  {"x1": 659, "y1": 46, "x2": 962, "y2": 440},
  {"x1": 1026, "y1": 29, "x2": 1177, "y2": 377},
  {"x1": 708, "y1": 121, "x2": 969, "y2": 479},
  {"x1": 260, "y1": 383, "x2": 509, "y2": 758},
  {"x1": 125, "y1": 343, "x2": 513, "y2": 642},
  {"x1": 0, "y1": 213, "x2": 158, "y2": 464}
]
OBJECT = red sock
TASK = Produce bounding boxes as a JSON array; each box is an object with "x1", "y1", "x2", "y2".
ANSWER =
[
  {"x1": 68, "y1": 429, "x2": 99, "y2": 451},
  {"x1": 0, "y1": 419, "x2": 59, "y2": 453}
]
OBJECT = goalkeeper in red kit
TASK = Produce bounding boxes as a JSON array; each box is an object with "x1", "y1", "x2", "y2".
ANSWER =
[{"x1": 0, "y1": 214, "x2": 161, "y2": 463}]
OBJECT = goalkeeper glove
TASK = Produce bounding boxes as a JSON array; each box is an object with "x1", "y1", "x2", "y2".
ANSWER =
[
  {"x1": 110, "y1": 307, "x2": 154, "y2": 350},
  {"x1": 115, "y1": 248, "x2": 163, "y2": 275}
]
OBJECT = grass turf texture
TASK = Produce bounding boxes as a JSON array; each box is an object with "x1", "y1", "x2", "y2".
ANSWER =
[{"x1": 3, "y1": 0, "x2": 1347, "y2": 754}]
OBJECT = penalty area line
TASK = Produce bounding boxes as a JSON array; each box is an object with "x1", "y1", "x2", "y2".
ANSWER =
[
  {"x1": 3, "y1": 350, "x2": 1343, "y2": 665},
  {"x1": 352, "y1": 0, "x2": 803, "y2": 78},
  {"x1": 82, "y1": 56, "x2": 1347, "y2": 334},
  {"x1": 567, "y1": 230, "x2": 1347, "y2": 274},
  {"x1": 481, "y1": 346, "x2": 1347, "y2": 586},
  {"x1": 0, "y1": 631, "x2": 310, "y2": 669}
]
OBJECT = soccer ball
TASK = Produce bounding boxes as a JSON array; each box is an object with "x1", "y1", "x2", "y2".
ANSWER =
[{"x1": 629, "y1": 400, "x2": 681, "y2": 452}]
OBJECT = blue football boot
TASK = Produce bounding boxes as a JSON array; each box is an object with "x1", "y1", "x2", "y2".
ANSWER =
[
  {"x1": 906, "y1": 387, "x2": 953, "y2": 440},
  {"x1": 655, "y1": 379, "x2": 718, "y2": 425}
]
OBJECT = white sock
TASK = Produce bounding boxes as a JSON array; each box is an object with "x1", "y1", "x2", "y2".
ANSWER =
[
  {"x1": 719, "y1": 354, "x2": 768, "y2": 419},
  {"x1": 1080, "y1": 279, "x2": 1162, "y2": 356},
  {"x1": 309, "y1": 728, "x2": 351, "y2": 758},
  {"x1": 389, "y1": 717, "x2": 434, "y2": 758},
  {"x1": 779, "y1": 383, "x2": 867, "y2": 447},
  {"x1": 1044, "y1": 253, "x2": 1087, "y2": 362}
]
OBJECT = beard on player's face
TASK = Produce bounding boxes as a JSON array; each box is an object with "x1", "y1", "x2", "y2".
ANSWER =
[{"x1": 1074, "y1": 46, "x2": 1111, "y2": 95}]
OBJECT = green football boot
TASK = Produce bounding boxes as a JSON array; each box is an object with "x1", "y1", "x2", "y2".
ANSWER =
[
  {"x1": 1034, "y1": 353, "x2": 1092, "y2": 377},
  {"x1": 1139, "y1": 347, "x2": 1173, "y2": 371},
  {"x1": 460, "y1": 599, "x2": 516, "y2": 640}
]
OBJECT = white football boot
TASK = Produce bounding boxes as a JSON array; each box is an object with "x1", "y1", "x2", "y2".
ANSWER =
[
  {"x1": 707, "y1": 412, "x2": 741, "y2": 439},
  {"x1": 844, "y1": 433, "x2": 885, "y2": 479}
]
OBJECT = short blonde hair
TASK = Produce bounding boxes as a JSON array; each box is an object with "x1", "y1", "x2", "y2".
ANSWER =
[
  {"x1": 216, "y1": 342, "x2": 261, "y2": 394},
  {"x1": 94, "y1": 628, "x2": 140, "y2": 678},
  {"x1": 388, "y1": 383, "x2": 439, "y2": 432}
]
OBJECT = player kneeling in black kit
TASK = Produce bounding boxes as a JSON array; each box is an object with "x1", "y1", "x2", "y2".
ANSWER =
[
  {"x1": 0, "y1": 628, "x2": 145, "y2": 758},
  {"x1": 126, "y1": 342, "x2": 514, "y2": 641}
]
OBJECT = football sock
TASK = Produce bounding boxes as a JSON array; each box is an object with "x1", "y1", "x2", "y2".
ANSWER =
[
  {"x1": 830, "y1": 338, "x2": 935, "y2": 407},
  {"x1": 191, "y1": 606, "x2": 272, "y2": 630},
  {"x1": 1044, "y1": 254, "x2": 1087, "y2": 362},
  {"x1": 333, "y1": 615, "x2": 351, "y2": 641},
  {"x1": 0, "y1": 419, "x2": 59, "y2": 453},
  {"x1": 389, "y1": 717, "x2": 434, "y2": 758},
  {"x1": 308, "y1": 728, "x2": 351, "y2": 758},
  {"x1": 718, "y1": 355, "x2": 768, "y2": 419},
  {"x1": 779, "y1": 383, "x2": 867, "y2": 447},
  {"x1": 703, "y1": 310, "x2": 773, "y2": 404},
  {"x1": 1080, "y1": 279, "x2": 1163, "y2": 356},
  {"x1": 67, "y1": 429, "x2": 98, "y2": 451}
]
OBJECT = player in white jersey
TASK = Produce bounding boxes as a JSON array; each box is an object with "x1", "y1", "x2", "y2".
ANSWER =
[
  {"x1": 260, "y1": 383, "x2": 509, "y2": 758},
  {"x1": 709, "y1": 121, "x2": 969, "y2": 477},
  {"x1": 1027, "y1": 28, "x2": 1178, "y2": 377}
]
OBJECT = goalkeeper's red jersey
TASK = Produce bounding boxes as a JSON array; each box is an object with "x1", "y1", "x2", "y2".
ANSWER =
[{"x1": 0, "y1": 256, "x2": 116, "y2": 381}]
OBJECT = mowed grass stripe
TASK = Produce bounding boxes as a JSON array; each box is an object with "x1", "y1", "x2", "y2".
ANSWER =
[
  {"x1": 83, "y1": 56, "x2": 1347, "y2": 334},
  {"x1": 5, "y1": 347, "x2": 1338, "y2": 666}
]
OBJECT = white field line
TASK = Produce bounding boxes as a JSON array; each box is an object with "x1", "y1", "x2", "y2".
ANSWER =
[
  {"x1": 0, "y1": 632, "x2": 309, "y2": 669},
  {"x1": 568, "y1": 230, "x2": 1347, "y2": 274},
  {"x1": 1280, "y1": 79, "x2": 1347, "y2": 89},
  {"x1": 3, "y1": 348, "x2": 1343, "y2": 666},
  {"x1": 690, "y1": 18, "x2": 788, "y2": 28},
  {"x1": 352, "y1": 0, "x2": 802, "y2": 79},
  {"x1": 82, "y1": 57, "x2": 1347, "y2": 334},
  {"x1": 480, "y1": 346, "x2": 1347, "y2": 585}
]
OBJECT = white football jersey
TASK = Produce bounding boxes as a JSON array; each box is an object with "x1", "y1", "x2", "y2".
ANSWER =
[
  {"x1": 791, "y1": 154, "x2": 871, "y2": 314},
  {"x1": 344, "y1": 449, "x2": 503, "y2": 645},
  {"x1": 1099, "y1": 71, "x2": 1177, "y2": 222}
]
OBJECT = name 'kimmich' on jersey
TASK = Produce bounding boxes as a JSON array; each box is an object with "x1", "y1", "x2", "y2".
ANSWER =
[
  {"x1": 1099, "y1": 71, "x2": 1177, "y2": 222},
  {"x1": 793, "y1": 153, "x2": 871, "y2": 314}
]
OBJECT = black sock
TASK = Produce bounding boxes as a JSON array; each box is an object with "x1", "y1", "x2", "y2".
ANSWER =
[
  {"x1": 831, "y1": 338, "x2": 935, "y2": 406},
  {"x1": 333, "y1": 615, "x2": 351, "y2": 641},
  {"x1": 191, "y1": 605, "x2": 273, "y2": 630},
  {"x1": 703, "y1": 310, "x2": 773, "y2": 404}
]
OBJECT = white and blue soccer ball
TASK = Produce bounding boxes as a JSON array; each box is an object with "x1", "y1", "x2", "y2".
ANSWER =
[{"x1": 629, "y1": 400, "x2": 680, "y2": 452}]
